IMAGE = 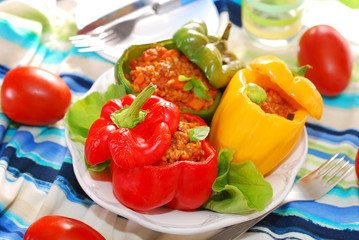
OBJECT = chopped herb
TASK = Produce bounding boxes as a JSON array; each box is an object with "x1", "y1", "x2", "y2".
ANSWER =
[
  {"x1": 188, "y1": 126, "x2": 210, "y2": 142},
  {"x1": 179, "y1": 75, "x2": 213, "y2": 101},
  {"x1": 247, "y1": 83, "x2": 267, "y2": 104}
]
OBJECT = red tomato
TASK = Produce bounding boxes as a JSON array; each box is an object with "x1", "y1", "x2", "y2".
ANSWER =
[
  {"x1": 1, "y1": 66, "x2": 71, "y2": 125},
  {"x1": 355, "y1": 148, "x2": 359, "y2": 179},
  {"x1": 24, "y1": 215, "x2": 105, "y2": 240},
  {"x1": 298, "y1": 25, "x2": 352, "y2": 96}
]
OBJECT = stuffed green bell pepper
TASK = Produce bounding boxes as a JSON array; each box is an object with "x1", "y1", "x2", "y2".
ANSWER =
[
  {"x1": 173, "y1": 19, "x2": 243, "y2": 89},
  {"x1": 115, "y1": 19, "x2": 242, "y2": 123}
]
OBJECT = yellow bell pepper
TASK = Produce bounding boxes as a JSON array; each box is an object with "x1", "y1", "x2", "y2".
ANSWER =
[{"x1": 209, "y1": 55, "x2": 323, "y2": 176}]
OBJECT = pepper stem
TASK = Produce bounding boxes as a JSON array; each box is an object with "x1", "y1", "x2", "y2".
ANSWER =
[
  {"x1": 221, "y1": 22, "x2": 232, "y2": 41},
  {"x1": 111, "y1": 83, "x2": 156, "y2": 129}
]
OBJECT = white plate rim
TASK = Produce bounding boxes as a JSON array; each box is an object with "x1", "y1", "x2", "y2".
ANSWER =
[{"x1": 65, "y1": 68, "x2": 308, "y2": 235}]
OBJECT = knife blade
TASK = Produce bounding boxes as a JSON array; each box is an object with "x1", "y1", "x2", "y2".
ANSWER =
[{"x1": 77, "y1": 0, "x2": 196, "y2": 35}]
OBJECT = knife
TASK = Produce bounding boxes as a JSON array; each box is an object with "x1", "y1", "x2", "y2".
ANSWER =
[
  {"x1": 77, "y1": 1, "x2": 146, "y2": 35},
  {"x1": 77, "y1": 0, "x2": 196, "y2": 35}
]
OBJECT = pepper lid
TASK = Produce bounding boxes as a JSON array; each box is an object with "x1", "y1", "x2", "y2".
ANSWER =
[{"x1": 249, "y1": 55, "x2": 323, "y2": 120}]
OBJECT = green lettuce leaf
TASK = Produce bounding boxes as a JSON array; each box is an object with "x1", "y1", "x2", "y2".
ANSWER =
[
  {"x1": 85, "y1": 159, "x2": 111, "y2": 172},
  {"x1": 64, "y1": 84, "x2": 127, "y2": 144},
  {"x1": 203, "y1": 148, "x2": 273, "y2": 213}
]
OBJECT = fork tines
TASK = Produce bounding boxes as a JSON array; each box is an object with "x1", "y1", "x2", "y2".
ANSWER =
[{"x1": 315, "y1": 153, "x2": 353, "y2": 186}]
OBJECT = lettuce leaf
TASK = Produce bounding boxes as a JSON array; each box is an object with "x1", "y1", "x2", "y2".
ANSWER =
[
  {"x1": 203, "y1": 148, "x2": 273, "y2": 213},
  {"x1": 65, "y1": 84, "x2": 127, "y2": 145}
]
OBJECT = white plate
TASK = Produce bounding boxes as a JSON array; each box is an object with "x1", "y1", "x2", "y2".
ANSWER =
[
  {"x1": 65, "y1": 68, "x2": 308, "y2": 235},
  {"x1": 75, "y1": 0, "x2": 220, "y2": 63}
]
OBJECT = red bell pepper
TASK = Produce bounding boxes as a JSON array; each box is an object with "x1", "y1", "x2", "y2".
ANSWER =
[
  {"x1": 111, "y1": 112, "x2": 218, "y2": 212},
  {"x1": 85, "y1": 84, "x2": 180, "y2": 169}
]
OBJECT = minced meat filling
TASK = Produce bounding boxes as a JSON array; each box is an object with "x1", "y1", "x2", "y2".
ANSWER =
[
  {"x1": 128, "y1": 46, "x2": 217, "y2": 111},
  {"x1": 259, "y1": 89, "x2": 297, "y2": 119},
  {"x1": 157, "y1": 116, "x2": 205, "y2": 166}
]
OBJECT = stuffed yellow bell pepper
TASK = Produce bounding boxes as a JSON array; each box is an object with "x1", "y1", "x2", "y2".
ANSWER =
[{"x1": 209, "y1": 55, "x2": 323, "y2": 176}]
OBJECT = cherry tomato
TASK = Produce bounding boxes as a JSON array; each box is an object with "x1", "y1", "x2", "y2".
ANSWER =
[
  {"x1": 298, "y1": 25, "x2": 352, "y2": 96},
  {"x1": 1, "y1": 66, "x2": 71, "y2": 125},
  {"x1": 24, "y1": 215, "x2": 105, "y2": 240},
  {"x1": 355, "y1": 148, "x2": 359, "y2": 179}
]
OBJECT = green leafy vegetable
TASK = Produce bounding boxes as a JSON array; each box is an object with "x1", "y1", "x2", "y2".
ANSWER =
[
  {"x1": 85, "y1": 159, "x2": 111, "y2": 172},
  {"x1": 178, "y1": 75, "x2": 213, "y2": 100},
  {"x1": 64, "y1": 84, "x2": 126, "y2": 144},
  {"x1": 203, "y1": 148, "x2": 273, "y2": 213},
  {"x1": 188, "y1": 126, "x2": 210, "y2": 142}
]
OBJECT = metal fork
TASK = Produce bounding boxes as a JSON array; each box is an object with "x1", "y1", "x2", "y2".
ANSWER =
[
  {"x1": 70, "y1": 0, "x2": 197, "y2": 52},
  {"x1": 70, "y1": 10, "x2": 152, "y2": 53},
  {"x1": 208, "y1": 152, "x2": 354, "y2": 240}
]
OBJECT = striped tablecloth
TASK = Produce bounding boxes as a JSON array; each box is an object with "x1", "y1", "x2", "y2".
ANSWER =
[{"x1": 0, "y1": 0, "x2": 358, "y2": 239}]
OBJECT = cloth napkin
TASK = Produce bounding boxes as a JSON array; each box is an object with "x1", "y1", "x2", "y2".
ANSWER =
[{"x1": 0, "y1": 0, "x2": 358, "y2": 240}]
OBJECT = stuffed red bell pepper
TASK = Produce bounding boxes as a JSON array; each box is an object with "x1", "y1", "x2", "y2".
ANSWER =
[
  {"x1": 84, "y1": 83, "x2": 180, "y2": 169},
  {"x1": 111, "y1": 112, "x2": 218, "y2": 212}
]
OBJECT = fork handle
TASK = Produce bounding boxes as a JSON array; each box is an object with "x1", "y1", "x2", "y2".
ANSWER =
[
  {"x1": 208, "y1": 202, "x2": 286, "y2": 240},
  {"x1": 208, "y1": 215, "x2": 269, "y2": 240}
]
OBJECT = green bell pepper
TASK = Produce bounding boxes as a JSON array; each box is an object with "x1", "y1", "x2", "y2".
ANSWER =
[
  {"x1": 173, "y1": 19, "x2": 244, "y2": 89},
  {"x1": 115, "y1": 40, "x2": 176, "y2": 94},
  {"x1": 114, "y1": 39, "x2": 221, "y2": 123}
]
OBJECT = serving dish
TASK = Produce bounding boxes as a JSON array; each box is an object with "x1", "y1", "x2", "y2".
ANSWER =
[
  {"x1": 75, "y1": 0, "x2": 220, "y2": 63},
  {"x1": 65, "y1": 68, "x2": 308, "y2": 235}
]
